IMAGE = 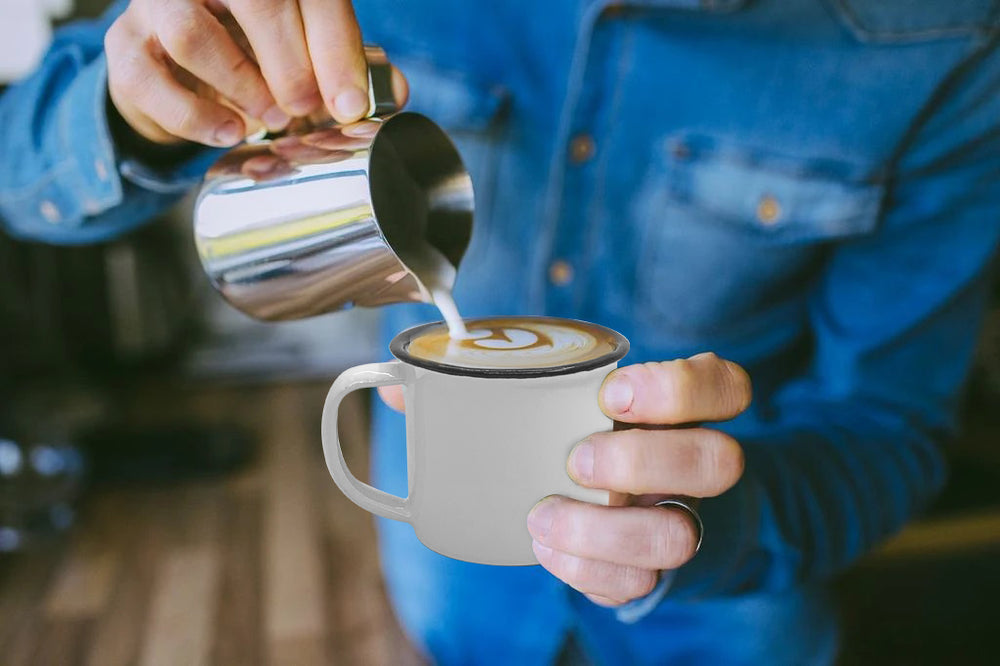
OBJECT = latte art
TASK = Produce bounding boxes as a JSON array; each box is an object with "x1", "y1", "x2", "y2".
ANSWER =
[
  {"x1": 404, "y1": 317, "x2": 621, "y2": 370},
  {"x1": 459, "y1": 326, "x2": 554, "y2": 352}
]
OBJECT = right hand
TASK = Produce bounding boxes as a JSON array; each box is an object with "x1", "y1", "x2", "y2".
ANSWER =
[{"x1": 105, "y1": 0, "x2": 407, "y2": 147}]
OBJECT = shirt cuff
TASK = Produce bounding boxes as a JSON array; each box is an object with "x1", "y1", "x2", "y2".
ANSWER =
[
  {"x1": 116, "y1": 129, "x2": 223, "y2": 195},
  {"x1": 669, "y1": 470, "x2": 761, "y2": 598},
  {"x1": 47, "y1": 49, "x2": 122, "y2": 227},
  {"x1": 60, "y1": 52, "x2": 219, "y2": 211},
  {"x1": 612, "y1": 470, "x2": 761, "y2": 623},
  {"x1": 39, "y1": 50, "x2": 216, "y2": 228},
  {"x1": 2, "y1": 50, "x2": 221, "y2": 243}
]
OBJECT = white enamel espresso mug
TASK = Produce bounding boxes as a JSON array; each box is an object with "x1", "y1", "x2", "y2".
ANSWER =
[{"x1": 321, "y1": 317, "x2": 629, "y2": 565}]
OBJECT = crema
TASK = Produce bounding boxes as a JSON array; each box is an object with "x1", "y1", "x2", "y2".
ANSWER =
[{"x1": 404, "y1": 317, "x2": 621, "y2": 370}]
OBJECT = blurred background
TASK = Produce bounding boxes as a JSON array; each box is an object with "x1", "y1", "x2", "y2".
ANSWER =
[{"x1": 1, "y1": 2, "x2": 999, "y2": 665}]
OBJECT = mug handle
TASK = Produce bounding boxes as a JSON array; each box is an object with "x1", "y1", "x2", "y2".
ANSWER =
[{"x1": 321, "y1": 361, "x2": 412, "y2": 522}]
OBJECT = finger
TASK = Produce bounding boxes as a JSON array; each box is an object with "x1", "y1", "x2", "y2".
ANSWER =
[
  {"x1": 528, "y1": 496, "x2": 699, "y2": 571},
  {"x1": 567, "y1": 428, "x2": 744, "y2": 497},
  {"x1": 298, "y1": 0, "x2": 369, "y2": 121},
  {"x1": 585, "y1": 593, "x2": 624, "y2": 608},
  {"x1": 107, "y1": 35, "x2": 245, "y2": 147},
  {"x1": 377, "y1": 385, "x2": 405, "y2": 412},
  {"x1": 226, "y1": 0, "x2": 322, "y2": 116},
  {"x1": 391, "y1": 64, "x2": 410, "y2": 107},
  {"x1": 600, "y1": 353, "x2": 752, "y2": 424},
  {"x1": 105, "y1": 16, "x2": 171, "y2": 144},
  {"x1": 532, "y1": 541, "x2": 658, "y2": 604},
  {"x1": 151, "y1": 2, "x2": 288, "y2": 130}
]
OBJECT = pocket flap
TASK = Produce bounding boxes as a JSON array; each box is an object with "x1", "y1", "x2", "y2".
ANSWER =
[
  {"x1": 829, "y1": 0, "x2": 1000, "y2": 43},
  {"x1": 665, "y1": 135, "x2": 884, "y2": 243}
]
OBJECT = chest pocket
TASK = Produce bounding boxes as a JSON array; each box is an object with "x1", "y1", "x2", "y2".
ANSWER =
[
  {"x1": 633, "y1": 133, "x2": 884, "y2": 346},
  {"x1": 828, "y1": 0, "x2": 1000, "y2": 42}
]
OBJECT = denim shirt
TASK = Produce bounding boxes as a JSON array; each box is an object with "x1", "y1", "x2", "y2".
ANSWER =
[
  {"x1": 0, "y1": 1, "x2": 217, "y2": 245},
  {"x1": 3, "y1": 2, "x2": 1000, "y2": 665}
]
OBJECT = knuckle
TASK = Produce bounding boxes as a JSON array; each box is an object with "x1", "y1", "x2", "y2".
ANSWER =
[
  {"x1": 662, "y1": 360, "x2": 697, "y2": 418},
  {"x1": 230, "y1": 56, "x2": 260, "y2": 82},
  {"x1": 665, "y1": 510, "x2": 699, "y2": 564},
  {"x1": 559, "y1": 552, "x2": 587, "y2": 585},
  {"x1": 159, "y1": 8, "x2": 207, "y2": 59},
  {"x1": 236, "y1": 0, "x2": 282, "y2": 20},
  {"x1": 703, "y1": 430, "x2": 744, "y2": 495},
  {"x1": 623, "y1": 567, "x2": 658, "y2": 600},
  {"x1": 166, "y1": 106, "x2": 203, "y2": 139},
  {"x1": 674, "y1": 434, "x2": 705, "y2": 481},
  {"x1": 548, "y1": 503, "x2": 580, "y2": 550},
  {"x1": 276, "y1": 69, "x2": 319, "y2": 104},
  {"x1": 103, "y1": 20, "x2": 126, "y2": 55},
  {"x1": 229, "y1": 61, "x2": 271, "y2": 111},
  {"x1": 598, "y1": 435, "x2": 635, "y2": 487},
  {"x1": 648, "y1": 535, "x2": 674, "y2": 570},
  {"x1": 723, "y1": 361, "x2": 753, "y2": 414},
  {"x1": 633, "y1": 528, "x2": 662, "y2": 569},
  {"x1": 112, "y1": 53, "x2": 150, "y2": 95},
  {"x1": 645, "y1": 514, "x2": 679, "y2": 568}
]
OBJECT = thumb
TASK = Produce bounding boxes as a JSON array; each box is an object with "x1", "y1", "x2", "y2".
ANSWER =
[{"x1": 599, "y1": 353, "x2": 751, "y2": 424}]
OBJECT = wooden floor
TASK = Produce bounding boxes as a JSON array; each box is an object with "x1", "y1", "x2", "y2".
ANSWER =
[
  {"x1": 2, "y1": 379, "x2": 1000, "y2": 665},
  {"x1": 0, "y1": 381, "x2": 424, "y2": 666}
]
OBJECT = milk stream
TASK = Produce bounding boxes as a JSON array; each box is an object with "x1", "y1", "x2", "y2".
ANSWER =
[
  {"x1": 409, "y1": 240, "x2": 470, "y2": 340},
  {"x1": 431, "y1": 288, "x2": 470, "y2": 339}
]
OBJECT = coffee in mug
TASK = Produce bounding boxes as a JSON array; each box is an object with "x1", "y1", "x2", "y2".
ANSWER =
[
  {"x1": 322, "y1": 316, "x2": 629, "y2": 565},
  {"x1": 404, "y1": 317, "x2": 622, "y2": 371}
]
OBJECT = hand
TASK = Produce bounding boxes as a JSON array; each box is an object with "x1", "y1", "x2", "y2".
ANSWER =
[
  {"x1": 105, "y1": 0, "x2": 408, "y2": 147},
  {"x1": 527, "y1": 353, "x2": 751, "y2": 606}
]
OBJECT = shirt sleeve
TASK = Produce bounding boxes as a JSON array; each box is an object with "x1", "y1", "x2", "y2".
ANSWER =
[
  {"x1": 661, "y1": 43, "x2": 1000, "y2": 601},
  {"x1": 0, "y1": 0, "x2": 218, "y2": 245}
]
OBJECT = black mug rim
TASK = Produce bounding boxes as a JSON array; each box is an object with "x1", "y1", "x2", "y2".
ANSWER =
[{"x1": 389, "y1": 316, "x2": 630, "y2": 379}]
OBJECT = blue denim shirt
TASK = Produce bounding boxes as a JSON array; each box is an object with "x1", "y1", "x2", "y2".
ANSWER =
[
  {"x1": 4, "y1": 2, "x2": 1000, "y2": 665},
  {"x1": 0, "y1": 1, "x2": 217, "y2": 245}
]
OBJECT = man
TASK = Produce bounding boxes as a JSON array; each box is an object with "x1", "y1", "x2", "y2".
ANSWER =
[{"x1": 2, "y1": 1, "x2": 998, "y2": 663}]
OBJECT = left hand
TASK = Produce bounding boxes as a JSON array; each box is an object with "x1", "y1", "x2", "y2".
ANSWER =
[{"x1": 527, "y1": 352, "x2": 751, "y2": 606}]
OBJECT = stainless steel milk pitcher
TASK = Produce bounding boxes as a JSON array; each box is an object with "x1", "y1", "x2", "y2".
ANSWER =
[{"x1": 193, "y1": 46, "x2": 474, "y2": 321}]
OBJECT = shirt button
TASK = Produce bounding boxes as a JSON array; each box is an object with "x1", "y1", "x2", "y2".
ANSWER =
[
  {"x1": 603, "y1": 3, "x2": 627, "y2": 18},
  {"x1": 569, "y1": 134, "x2": 596, "y2": 164},
  {"x1": 756, "y1": 194, "x2": 782, "y2": 225},
  {"x1": 549, "y1": 260, "x2": 574, "y2": 286},
  {"x1": 40, "y1": 200, "x2": 61, "y2": 223},
  {"x1": 668, "y1": 139, "x2": 691, "y2": 161}
]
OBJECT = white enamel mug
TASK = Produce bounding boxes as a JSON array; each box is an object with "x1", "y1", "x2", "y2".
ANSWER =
[{"x1": 321, "y1": 317, "x2": 629, "y2": 565}]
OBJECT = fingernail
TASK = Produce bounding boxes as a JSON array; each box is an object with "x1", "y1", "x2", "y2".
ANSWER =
[
  {"x1": 602, "y1": 376, "x2": 634, "y2": 414},
  {"x1": 334, "y1": 86, "x2": 370, "y2": 120},
  {"x1": 568, "y1": 441, "x2": 594, "y2": 484},
  {"x1": 213, "y1": 120, "x2": 243, "y2": 146},
  {"x1": 532, "y1": 540, "x2": 552, "y2": 561},
  {"x1": 527, "y1": 499, "x2": 555, "y2": 541},
  {"x1": 261, "y1": 105, "x2": 290, "y2": 131}
]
